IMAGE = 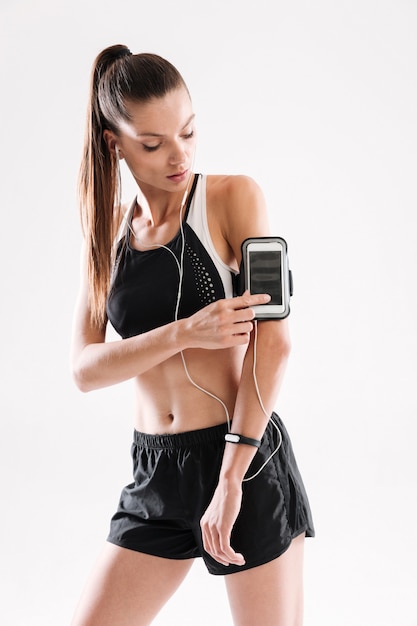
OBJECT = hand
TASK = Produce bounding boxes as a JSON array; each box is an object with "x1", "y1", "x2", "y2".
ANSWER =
[
  {"x1": 200, "y1": 481, "x2": 246, "y2": 567},
  {"x1": 183, "y1": 292, "x2": 270, "y2": 350}
]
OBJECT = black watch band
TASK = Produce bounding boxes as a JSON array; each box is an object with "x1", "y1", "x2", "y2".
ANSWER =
[{"x1": 224, "y1": 433, "x2": 262, "y2": 448}]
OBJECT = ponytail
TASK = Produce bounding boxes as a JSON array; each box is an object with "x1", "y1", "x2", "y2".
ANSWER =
[
  {"x1": 78, "y1": 44, "x2": 188, "y2": 327},
  {"x1": 78, "y1": 45, "x2": 131, "y2": 327}
]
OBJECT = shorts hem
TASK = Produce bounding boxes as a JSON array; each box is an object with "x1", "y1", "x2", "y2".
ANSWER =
[
  {"x1": 106, "y1": 537, "x2": 199, "y2": 561},
  {"x1": 107, "y1": 526, "x2": 311, "y2": 575},
  {"x1": 107, "y1": 414, "x2": 315, "y2": 576},
  {"x1": 208, "y1": 526, "x2": 311, "y2": 576}
]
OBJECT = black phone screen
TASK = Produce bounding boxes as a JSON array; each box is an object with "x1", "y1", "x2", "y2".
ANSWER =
[{"x1": 249, "y1": 250, "x2": 282, "y2": 305}]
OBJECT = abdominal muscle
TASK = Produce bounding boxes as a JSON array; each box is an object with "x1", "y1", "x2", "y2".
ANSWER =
[{"x1": 132, "y1": 345, "x2": 246, "y2": 434}]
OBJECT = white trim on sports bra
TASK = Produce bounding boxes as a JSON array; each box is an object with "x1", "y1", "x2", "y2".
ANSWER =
[
  {"x1": 186, "y1": 175, "x2": 236, "y2": 299},
  {"x1": 113, "y1": 174, "x2": 237, "y2": 299}
]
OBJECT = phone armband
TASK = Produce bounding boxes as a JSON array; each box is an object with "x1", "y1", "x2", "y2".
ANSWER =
[{"x1": 234, "y1": 236, "x2": 293, "y2": 320}]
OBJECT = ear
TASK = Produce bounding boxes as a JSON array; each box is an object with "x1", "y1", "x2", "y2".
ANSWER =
[{"x1": 103, "y1": 130, "x2": 124, "y2": 159}]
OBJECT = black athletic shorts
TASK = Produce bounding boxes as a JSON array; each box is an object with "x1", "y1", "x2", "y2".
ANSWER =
[{"x1": 107, "y1": 412, "x2": 314, "y2": 575}]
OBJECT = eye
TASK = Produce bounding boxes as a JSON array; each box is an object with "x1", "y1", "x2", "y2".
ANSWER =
[
  {"x1": 142, "y1": 143, "x2": 161, "y2": 152},
  {"x1": 183, "y1": 130, "x2": 194, "y2": 140}
]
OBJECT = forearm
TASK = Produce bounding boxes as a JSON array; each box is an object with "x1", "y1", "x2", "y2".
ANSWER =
[
  {"x1": 219, "y1": 319, "x2": 291, "y2": 484},
  {"x1": 72, "y1": 293, "x2": 269, "y2": 392},
  {"x1": 72, "y1": 319, "x2": 186, "y2": 392}
]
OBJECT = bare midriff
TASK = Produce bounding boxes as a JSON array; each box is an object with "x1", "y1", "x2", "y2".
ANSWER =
[{"x1": 132, "y1": 345, "x2": 246, "y2": 434}]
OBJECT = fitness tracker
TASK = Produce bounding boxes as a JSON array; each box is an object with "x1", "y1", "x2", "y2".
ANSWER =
[{"x1": 225, "y1": 433, "x2": 262, "y2": 448}]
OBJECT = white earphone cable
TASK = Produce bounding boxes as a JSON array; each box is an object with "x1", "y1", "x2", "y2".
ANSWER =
[
  {"x1": 242, "y1": 320, "x2": 282, "y2": 482},
  {"x1": 116, "y1": 155, "x2": 280, "y2": 478}
]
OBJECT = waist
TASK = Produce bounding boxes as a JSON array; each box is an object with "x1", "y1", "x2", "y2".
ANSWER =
[
  {"x1": 132, "y1": 347, "x2": 244, "y2": 434},
  {"x1": 133, "y1": 421, "x2": 229, "y2": 449}
]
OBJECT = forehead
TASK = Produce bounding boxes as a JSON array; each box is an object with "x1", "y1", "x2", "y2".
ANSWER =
[{"x1": 120, "y1": 87, "x2": 194, "y2": 138}]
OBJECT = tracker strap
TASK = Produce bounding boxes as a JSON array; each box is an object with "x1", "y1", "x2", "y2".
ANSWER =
[{"x1": 225, "y1": 433, "x2": 262, "y2": 448}]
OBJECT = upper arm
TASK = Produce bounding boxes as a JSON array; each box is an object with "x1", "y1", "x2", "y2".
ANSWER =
[
  {"x1": 220, "y1": 175, "x2": 271, "y2": 267},
  {"x1": 71, "y1": 198, "x2": 127, "y2": 365},
  {"x1": 71, "y1": 244, "x2": 107, "y2": 370},
  {"x1": 219, "y1": 175, "x2": 291, "y2": 347}
]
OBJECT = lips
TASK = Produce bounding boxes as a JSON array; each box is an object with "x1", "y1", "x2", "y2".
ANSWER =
[{"x1": 167, "y1": 169, "x2": 189, "y2": 183}]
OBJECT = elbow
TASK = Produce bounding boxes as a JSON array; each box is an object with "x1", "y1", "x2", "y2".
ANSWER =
[
  {"x1": 273, "y1": 333, "x2": 292, "y2": 366},
  {"x1": 71, "y1": 361, "x2": 96, "y2": 393},
  {"x1": 72, "y1": 370, "x2": 91, "y2": 393},
  {"x1": 278, "y1": 330, "x2": 292, "y2": 360}
]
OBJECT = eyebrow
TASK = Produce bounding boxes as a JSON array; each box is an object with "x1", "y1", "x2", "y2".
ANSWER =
[{"x1": 136, "y1": 114, "x2": 195, "y2": 138}]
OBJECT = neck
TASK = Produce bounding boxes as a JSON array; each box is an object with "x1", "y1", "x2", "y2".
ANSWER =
[{"x1": 135, "y1": 175, "x2": 194, "y2": 227}]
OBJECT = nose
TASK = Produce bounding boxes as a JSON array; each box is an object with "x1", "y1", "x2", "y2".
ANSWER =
[{"x1": 168, "y1": 140, "x2": 187, "y2": 165}]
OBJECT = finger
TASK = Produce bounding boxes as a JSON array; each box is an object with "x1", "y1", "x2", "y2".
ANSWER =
[
  {"x1": 233, "y1": 308, "x2": 256, "y2": 323},
  {"x1": 214, "y1": 535, "x2": 245, "y2": 566},
  {"x1": 218, "y1": 531, "x2": 245, "y2": 566},
  {"x1": 216, "y1": 324, "x2": 253, "y2": 345},
  {"x1": 212, "y1": 309, "x2": 254, "y2": 335},
  {"x1": 202, "y1": 526, "x2": 231, "y2": 567},
  {"x1": 225, "y1": 319, "x2": 254, "y2": 334},
  {"x1": 202, "y1": 527, "x2": 216, "y2": 562},
  {"x1": 203, "y1": 521, "x2": 246, "y2": 567},
  {"x1": 233, "y1": 292, "x2": 271, "y2": 309},
  {"x1": 223, "y1": 332, "x2": 252, "y2": 347}
]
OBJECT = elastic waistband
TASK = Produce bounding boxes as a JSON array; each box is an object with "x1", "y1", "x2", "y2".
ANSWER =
[{"x1": 133, "y1": 422, "x2": 229, "y2": 449}]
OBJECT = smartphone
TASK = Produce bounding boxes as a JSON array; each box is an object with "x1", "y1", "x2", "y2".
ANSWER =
[{"x1": 241, "y1": 237, "x2": 291, "y2": 319}]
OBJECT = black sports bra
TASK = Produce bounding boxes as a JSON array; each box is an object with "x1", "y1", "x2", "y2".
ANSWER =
[{"x1": 106, "y1": 174, "x2": 233, "y2": 338}]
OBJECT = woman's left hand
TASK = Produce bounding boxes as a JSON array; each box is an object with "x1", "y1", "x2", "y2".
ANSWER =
[{"x1": 200, "y1": 481, "x2": 246, "y2": 567}]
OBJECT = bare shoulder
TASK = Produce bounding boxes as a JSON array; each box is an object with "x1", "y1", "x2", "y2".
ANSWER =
[
  {"x1": 206, "y1": 174, "x2": 265, "y2": 209},
  {"x1": 206, "y1": 174, "x2": 271, "y2": 265}
]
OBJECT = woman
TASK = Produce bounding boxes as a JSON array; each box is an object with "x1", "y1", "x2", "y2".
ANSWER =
[{"x1": 71, "y1": 44, "x2": 314, "y2": 626}]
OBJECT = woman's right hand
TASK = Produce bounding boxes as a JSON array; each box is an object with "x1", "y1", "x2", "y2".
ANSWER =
[
  {"x1": 72, "y1": 270, "x2": 269, "y2": 391},
  {"x1": 181, "y1": 292, "x2": 271, "y2": 350}
]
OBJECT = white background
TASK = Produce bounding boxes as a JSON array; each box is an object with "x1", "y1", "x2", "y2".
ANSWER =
[{"x1": 1, "y1": 0, "x2": 416, "y2": 624}]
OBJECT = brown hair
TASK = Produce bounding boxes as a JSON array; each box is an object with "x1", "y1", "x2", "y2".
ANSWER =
[{"x1": 78, "y1": 44, "x2": 188, "y2": 327}]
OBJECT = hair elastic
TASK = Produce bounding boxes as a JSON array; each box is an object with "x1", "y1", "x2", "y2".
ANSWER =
[{"x1": 113, "y1": 47, "x2": 132, "y2": 61}]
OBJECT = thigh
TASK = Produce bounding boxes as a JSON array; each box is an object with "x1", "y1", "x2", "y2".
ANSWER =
[
  {"x1": 71, "y1": 542, "x2": 194, "y2": 626},
  {"x1": 224, "y1": 533, "x2": 305, "y2": 626}
]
